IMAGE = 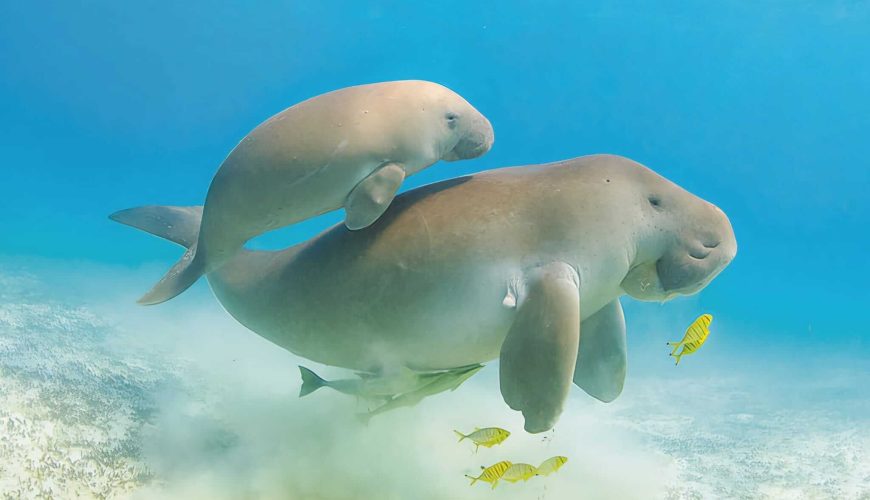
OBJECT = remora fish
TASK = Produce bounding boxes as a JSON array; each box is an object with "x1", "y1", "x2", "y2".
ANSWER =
[
  {"x1": 667, "y1": 313, "x2": 713, "y2": 365},
  {"x1": 298, "y1": 365, "x2": 422, "y2": 399},
  {"x1": 358, "y1": 364, "x2": 484, "y2": 422}
]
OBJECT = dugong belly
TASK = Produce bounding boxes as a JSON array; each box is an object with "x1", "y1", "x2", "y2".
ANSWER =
[{"x1": 214, "y1": 250, "x2": 520, "y2": 371}]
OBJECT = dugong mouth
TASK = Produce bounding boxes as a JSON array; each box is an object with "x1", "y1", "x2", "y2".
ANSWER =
[
  {"x1": 443, "y1": 138, "x2": 491, "y2": 161},
  {"x1": 622, "y1": 238, "x2": 736, "y2": 302},
  {"x1": 442, "y1": 115, "x2": 495, "y2": 162},
  {"x1": 623, "y1": 192, "x2": 738, "y2": 302},
  {"x1": 621, "y1": 261, "x2": 673, "y2": 302}
]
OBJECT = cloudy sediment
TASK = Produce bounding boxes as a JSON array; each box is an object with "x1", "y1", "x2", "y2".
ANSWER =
[{"x1": 0, "y1": 262, "x2": 866, "y2": 499}]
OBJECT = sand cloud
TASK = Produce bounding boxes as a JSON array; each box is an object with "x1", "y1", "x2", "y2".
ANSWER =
[{"x1": 0, "y1": 258, "x2": 866, "y2": 499}]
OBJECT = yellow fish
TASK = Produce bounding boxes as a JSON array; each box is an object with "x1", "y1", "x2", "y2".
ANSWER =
[
  {"x1": 668, "y1": 314, "x2": 713, "y2": 365},
  {"x1": 454, "y1": 427, "x2": 511, "y2": 451},
  {"x1": 502, "y1": 463, "x2": 538, "y2": 483},
  {"x1": 536, "y1": 456, "x2": 568, "y2": 476},
  {"x1": 466, "y1": 460, "x2": 512, "y2": 489}
]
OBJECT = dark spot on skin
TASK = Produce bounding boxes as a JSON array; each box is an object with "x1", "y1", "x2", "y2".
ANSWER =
[{"x1": 605, "y1": 179, "x2": 611, "y2": 183}]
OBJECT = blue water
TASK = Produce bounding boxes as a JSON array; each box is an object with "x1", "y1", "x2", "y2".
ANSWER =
[{"x1": 0, "y1": 2, "x2": 867, "y2": 498}]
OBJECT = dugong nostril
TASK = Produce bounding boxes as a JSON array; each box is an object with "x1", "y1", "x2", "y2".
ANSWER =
[
  {"x1": 688, "y1": 249, "x2": 711, "y2": 260},
  {"x1": 702, "y1": 241, "x2": 720, "y2": 249}
]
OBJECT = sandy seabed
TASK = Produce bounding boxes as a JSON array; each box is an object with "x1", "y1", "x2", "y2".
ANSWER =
[{"x1": 0, "y1": 265, "x2": 867, "y2": 500}]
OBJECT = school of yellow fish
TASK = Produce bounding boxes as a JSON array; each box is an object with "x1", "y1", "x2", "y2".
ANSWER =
[
  {"x1": 297, "y1": 314, "x2": 712, "y2": 489},
  {"x1": 457, "y1": 314, "x2": 713, "y2": 488},
  {"x1": 456, "y1": 426, "x2": 568, "y2": 489},
  {"x1": 668, "y1": 313, "x2": 713, "y2": 365}
]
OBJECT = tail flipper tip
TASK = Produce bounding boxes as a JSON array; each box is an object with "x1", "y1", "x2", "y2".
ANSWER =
[
  {"x1": 108, "y1": 210, "x2": 125, "y2": 222},
  {"x1": 136, "y1": 297, "x2": 157, "y2": 306},
  {"x1": 136, "y1": 290, "x2": 171, "y2": 306}
]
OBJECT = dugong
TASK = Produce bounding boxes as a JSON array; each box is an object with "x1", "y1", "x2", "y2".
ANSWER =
[
  {"x1": 111, "y1": 155, "x2": 737, "y2": 432},
  {"x1": 130, "y1": 80, "x2": 494, "y2": 305}
]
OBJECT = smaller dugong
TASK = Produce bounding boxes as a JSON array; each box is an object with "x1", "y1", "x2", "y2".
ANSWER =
[{"x1": 124, "y1": 80, "x2": 494, "y2": 305}]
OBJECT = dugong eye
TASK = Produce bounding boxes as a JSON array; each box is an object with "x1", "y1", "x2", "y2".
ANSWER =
[
  {"x1": 445, "y1": 112, "x2": 459, "y2": 129},
  {"x1": 648, "y1": 195, "x2": 663, "y2": 210}
]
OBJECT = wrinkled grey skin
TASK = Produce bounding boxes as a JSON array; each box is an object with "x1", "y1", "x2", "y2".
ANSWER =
[{"x1": 112, "y1": 155, "x2": 736, "y2": 432}]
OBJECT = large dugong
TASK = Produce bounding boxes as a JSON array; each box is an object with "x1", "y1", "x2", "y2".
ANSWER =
[
  {"x1": 133, "y1": 80, "x2": 494, "y2": 305},
  {"x1": 111, "y1": 155, "x2": 736, "y2": 432}
]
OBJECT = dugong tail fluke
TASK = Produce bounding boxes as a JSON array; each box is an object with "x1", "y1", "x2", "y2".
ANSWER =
[
  {"x1": 109, "y1": 205, "x2": 207, "y2": 304},
  {"x1": 134, "y1": 245, "x2": 205, "y2": 305}
]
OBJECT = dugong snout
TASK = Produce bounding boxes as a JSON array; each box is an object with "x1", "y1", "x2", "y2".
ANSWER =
[
  {"x1": 442, "y1": 112, "x2": 495, "y2": 161},
  {"x1": 657, "y1": 203, "x2": 737, "y2": 295}
]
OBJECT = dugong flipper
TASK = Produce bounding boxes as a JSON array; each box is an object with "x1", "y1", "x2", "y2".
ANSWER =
[
  {"x1": 109, "y1": 205, "x2": 202, "y2": 248},
  {"x1": 499, "y1": 262, "x2": 581, "y2": 433},
  {"x1": 344, "y1": 162, "x2": 406, "y2": 230},
  {"x1": 573, "y1": 299, "x2": 627, "y2": 403}
]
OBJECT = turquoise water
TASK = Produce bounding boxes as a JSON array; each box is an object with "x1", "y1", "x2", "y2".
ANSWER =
[{"x1": 1, "y1": 2, "x2": 867, "y2": 498}]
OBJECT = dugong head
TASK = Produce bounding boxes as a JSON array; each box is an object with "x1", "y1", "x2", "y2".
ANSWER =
[
  {"x1": 439, "y1": 100, "x2": 495, "y2": 162},
  {"x1": 621, "y1": 164, "x2": 737, "y2": 302}
]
